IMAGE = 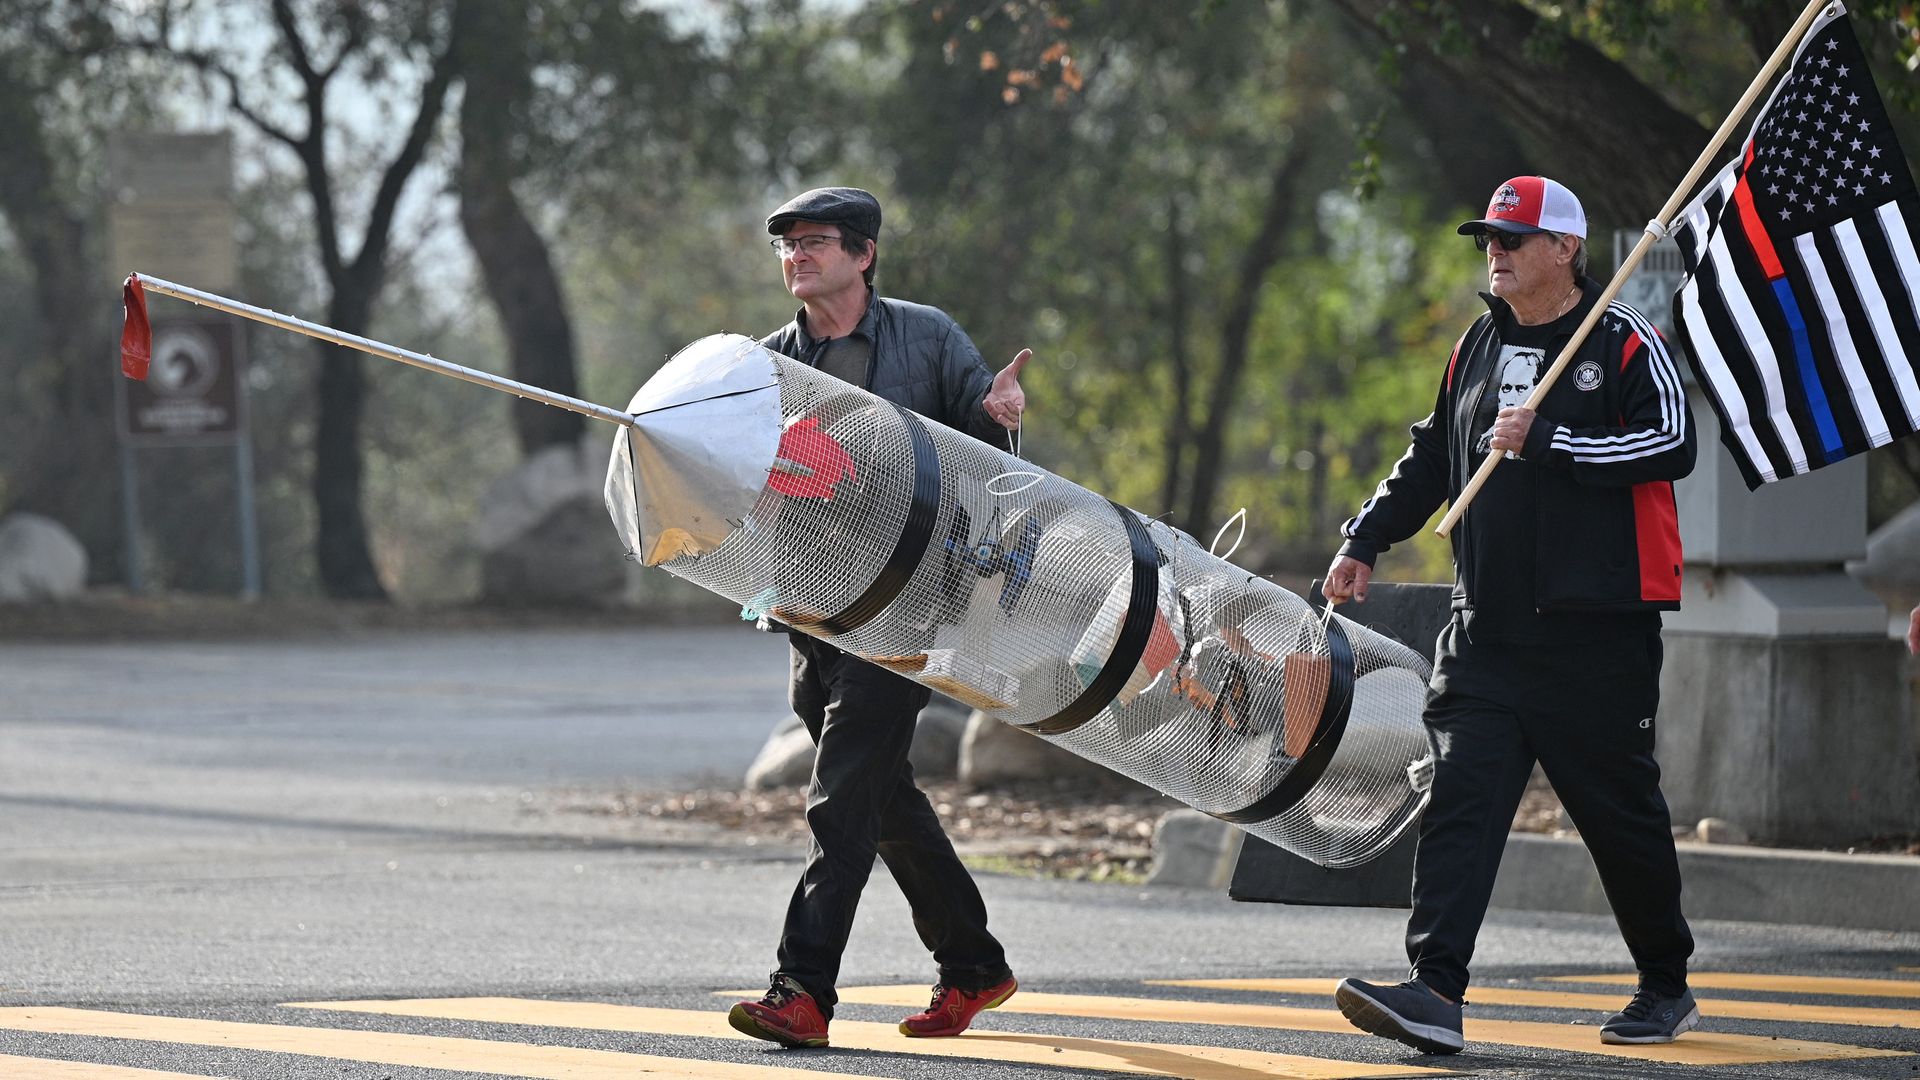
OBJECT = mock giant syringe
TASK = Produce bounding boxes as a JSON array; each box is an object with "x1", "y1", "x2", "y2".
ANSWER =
[{"x1": 123, "y1": 274, "x2": 1432, "y2": 868}]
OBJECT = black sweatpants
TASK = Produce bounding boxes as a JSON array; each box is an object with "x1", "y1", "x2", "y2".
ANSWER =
[
  {"x1": 1406, "y1": 618, "x2": 1693, "y2": 1001},
  {"x1": 775, "y1": 635, "x2": 1011, "y2": 1018}
]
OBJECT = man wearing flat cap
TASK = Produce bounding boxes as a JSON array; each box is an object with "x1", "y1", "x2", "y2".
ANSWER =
[
  {"x1": 1322, "y1": 176, "x2": 1701, "y2": 1055},
  {"x1": 728, "y1": 186, "x2": 1027, "y2": 1049}
]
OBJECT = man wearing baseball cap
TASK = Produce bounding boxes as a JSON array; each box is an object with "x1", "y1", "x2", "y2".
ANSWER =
[
  {"x1": 1322, "y1": 176, "x2": 1700, "y2": 1054},
  {"x1": 727, "y1": 186, "x2": 1026, "y2": 1049}
]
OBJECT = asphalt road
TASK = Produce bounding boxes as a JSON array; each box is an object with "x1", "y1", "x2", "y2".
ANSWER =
[{"x1": 2, "y1": 626, "x2": 1917, "y2": 1079}]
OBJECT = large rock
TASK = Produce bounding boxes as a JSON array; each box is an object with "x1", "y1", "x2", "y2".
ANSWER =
[
  {"x1": 0, "y1": 513, "x2": 88, "y2": 602},
  {"x1": 911, "y1": 695, "x2": 971, "y2": 779},
  {"x1": 1146, "y1": 809, "x2": 1245, "y2": 888},
  {"x1": 744, "y1": 714, "x2": 814, "y2": 789},
  {"x1": 1850, "y1": 501, "x2": 1920, "y2": 611},
  {"x1": 957, "y1": 709, "x2": 1127, "y2": 788},
  {"x1": 742, "y1": 694, "x2": 979, "y2": 790},
  {"x1": 474, "y1": 439, "x2": 628, "y2": 606}
]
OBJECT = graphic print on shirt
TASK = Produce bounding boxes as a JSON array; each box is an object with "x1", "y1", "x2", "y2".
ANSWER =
[{"x1": 1477, "y1": 344, "x2": 1545, "y2": 457}]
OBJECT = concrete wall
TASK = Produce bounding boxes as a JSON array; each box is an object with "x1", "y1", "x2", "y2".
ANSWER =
[{"x1": 1660, "y1": 632, "x2": 1920, "y2": 847}]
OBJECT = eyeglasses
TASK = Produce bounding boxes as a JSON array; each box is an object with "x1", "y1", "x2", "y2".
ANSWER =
[
  {"x1": 770, "y1": 234, "x2": 843, "y2": 258},
  {"x1": 1473, "y1": 229, "x2": 1543, "y2": 253}
]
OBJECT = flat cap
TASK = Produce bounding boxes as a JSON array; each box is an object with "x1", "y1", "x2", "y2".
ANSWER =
[{"x1": 766, "y1": 187, "x2": 882, "y2": 240}]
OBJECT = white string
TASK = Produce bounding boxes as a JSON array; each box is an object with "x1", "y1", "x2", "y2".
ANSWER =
[
  {"x1": 1642, "y1": 217, "x2": 1671, "y2": 240},
  {"x1": 1209, "y1": 508, "x2": 1247, "y2": 562},
  {"x1": 987, "y1": 471, "x2": 1044, "y2": 496},
  {"x1": 985, "y1": 411, "x2": 1037, "y2": 495}
]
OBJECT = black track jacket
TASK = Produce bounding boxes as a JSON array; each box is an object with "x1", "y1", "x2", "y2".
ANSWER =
[{"x1": 1338, "y1": 277, "x2": 1697, "y2": 614}]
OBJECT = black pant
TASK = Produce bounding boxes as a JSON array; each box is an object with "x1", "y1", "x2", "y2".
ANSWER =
[
  {"x1": 1406, "y1": 619, "x2": 1693, "y2": 1001},
  {"x1": 775, "y1": 635, "x2": 1011, "y2": 1018}
]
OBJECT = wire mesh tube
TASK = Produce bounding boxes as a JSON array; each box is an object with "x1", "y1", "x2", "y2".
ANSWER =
[{"x1": 605, "y1": 335, "x2": 1433, "y2": 867}]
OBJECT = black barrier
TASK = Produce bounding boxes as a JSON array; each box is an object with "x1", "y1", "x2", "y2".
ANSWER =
[{"x1": 1226, "y1": 581, "x2": 1450, "y2": 906}]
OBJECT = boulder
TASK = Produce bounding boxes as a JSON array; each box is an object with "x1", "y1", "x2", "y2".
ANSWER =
[
  {"x1": 957, "y1": 709, "x2": 1125, "y2": 788},
  {"x1": 475, "y1": 440, "x2": 628, "y2": 606},
  {"x1": 1145, "y1": 809, "x2": 1245, "y2": 888},
  {"x1": 910, "y1": 695, "x2": 971, "y2": 779},
  {"x1": 0, "y1": 513, "x2": 88, "y2": 602},
  {"x1": 744, "y1": 714, "x2": 814, "y2": 790},
  {"x1": 743, "y1": 695, "x2": 979, "y2": 790},
  {"x1": 1851, "y1": 501, "x2": 1920, "y2": 610}
]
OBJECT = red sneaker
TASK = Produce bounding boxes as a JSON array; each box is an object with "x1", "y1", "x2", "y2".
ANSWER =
[
  {"x1": 898, "y1": 975, "x2": 1018, "y2": 1037},
  {"x1": 728, "y1": 975, "x2": 829, "y2": 1048}
]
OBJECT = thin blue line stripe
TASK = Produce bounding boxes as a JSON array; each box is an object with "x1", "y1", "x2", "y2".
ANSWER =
[{"x1": 1770, "y1": 277, "x2": 1845, "y2": 463}]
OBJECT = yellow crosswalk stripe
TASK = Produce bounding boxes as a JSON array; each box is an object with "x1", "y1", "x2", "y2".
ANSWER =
[
  {"x1": 0, "y1": 1007, "x2": 864, "y2": 1080},
  {"x1": 825, "y1": 985, "x2": 1907, "y2": 1067},
  {"x1": 290, "y1": 997, "x2": 1451, "y2": 1080},
  {"x1": 1153, "y1": 978, "x2": 1920, "y2": 1031},
  {"x1": 1550, "y1": 972, "x2": 1920, "y2": 999},
  {"x1": 0, "y1": 1056, "x2": 225, "y2": 1080}
]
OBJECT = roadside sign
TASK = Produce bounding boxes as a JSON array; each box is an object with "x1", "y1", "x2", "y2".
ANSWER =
[
  {"x1": 1611, "y1": 227, "x2": 1685, "y2": 341},
  {"x1": 120, "y1": 318, "x2": 244, "y2": 443}
]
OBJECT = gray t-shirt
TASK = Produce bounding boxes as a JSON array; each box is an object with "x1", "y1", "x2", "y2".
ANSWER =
[{"x1": 816, "y1": 335, "x2": 870, "y2": 387}]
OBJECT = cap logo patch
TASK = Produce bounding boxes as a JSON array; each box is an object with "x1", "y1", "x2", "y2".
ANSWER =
[
  {"x1": 1490, "y1": 184, "x2": 1523, "y2": 214},
  {"x1": 1574, "y1": 360, "x2": 1604, "y2": 391}
]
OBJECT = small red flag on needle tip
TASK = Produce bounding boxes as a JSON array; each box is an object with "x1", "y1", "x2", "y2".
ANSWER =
[{"x1": 121, "y1": 273, "x2": 151, "y2": 380}]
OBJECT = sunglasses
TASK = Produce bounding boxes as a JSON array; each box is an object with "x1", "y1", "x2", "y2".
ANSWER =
[{"x1": 1474, "y1": 229, "x2": 1542, "y2": 253}]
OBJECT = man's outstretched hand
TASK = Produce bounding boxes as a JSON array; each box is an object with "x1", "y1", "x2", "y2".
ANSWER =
[{"x1": 984, "y1": 348, "x2": 1033, "y2": 429}]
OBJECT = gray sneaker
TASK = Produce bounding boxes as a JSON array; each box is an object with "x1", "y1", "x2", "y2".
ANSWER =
[
  {"x1": 1600, "y1": 987, "x2": 1701, "y2": 1044},
  {"x1": 1334, "y1": 977, "x2": 1464, "y2": 1055}
]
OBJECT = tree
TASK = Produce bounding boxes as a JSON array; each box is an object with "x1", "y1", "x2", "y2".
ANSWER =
[
  {"x1": 1321, "y1": 0, "x2": 1919, "y2": 224},
  {"x1": 868, "y1": 1, "x2": 1418, "y2": 538},
  {"x1": 153, "y1": 0, "x2": 463, "y2": 599},
  {"x1": 455, "y1": 0, "x2": 581, "y2": 456},
  {"x1": 0, "y1": 1, "x2": 172, "y2": 581},
  {"x1": 454, "y1": 0, "x2": 726, "y2": 457}
]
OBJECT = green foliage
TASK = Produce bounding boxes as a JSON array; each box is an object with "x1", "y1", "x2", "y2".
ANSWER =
[
  {"x1": 5, "y1": 0, "x2": 1918, "y2": 601},
  {"x1": 790, "y1": 0, "x2": 1485, "y2": 581}
]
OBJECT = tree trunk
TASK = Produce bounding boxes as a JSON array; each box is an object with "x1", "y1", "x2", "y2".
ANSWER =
[
  {"x1": 313, "y1": 286, "x2": 386, "y2": 599},
  {"x1": 0, "y1": 62, "x2": 119, "y2": 581},
  {"x1": 1322, "y1": 0, "x2": 1710, "y2": 226},
  {"x1": 457, "y1": 0, "x2": 583, "y2": 455},
  {"x1": 1181, "y1": 139, "x2": 1313, "y2": 535},
  {"x1": 1158, "y1": 195, "x2": 1193, "y2": 516},
  {"x1": 274, "y1": 2, "x2": 463, "y2": 600},
  {"x1": 1305, "y1": 415, "x2": 1330, "y2": 540}
]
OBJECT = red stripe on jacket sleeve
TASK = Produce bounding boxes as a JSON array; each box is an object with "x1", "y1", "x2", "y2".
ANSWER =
[
  {"x1": 1632, "y1": 481, "x2": 1683, "y2": 603},
  {"x1": 1444, "y1": 333, "x2": 1465, "y2": 393},
  {"x1": 1621, "y1": 330, "x2": 1643, "y2": 373}
]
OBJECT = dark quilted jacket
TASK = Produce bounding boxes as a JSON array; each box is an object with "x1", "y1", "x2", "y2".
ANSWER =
[{"x1": 758, "y1": 291, "x2": 1003, "y2": 445}]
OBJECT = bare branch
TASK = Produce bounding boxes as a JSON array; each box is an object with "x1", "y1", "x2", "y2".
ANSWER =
[
  {"x1": 269, "y1": 0, "x2": 320, "y2": 87},
  {"x1": 347, "y1": 4, "x2": 464, "y2": 283},
  {"x1": 122, "y1": 31, "x2": 305, "y2": 151}
]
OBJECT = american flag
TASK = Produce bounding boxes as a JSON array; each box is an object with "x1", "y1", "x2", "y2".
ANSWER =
[{"x1": 1670, "y1": 3, "x2": 1919, "y2": 488}]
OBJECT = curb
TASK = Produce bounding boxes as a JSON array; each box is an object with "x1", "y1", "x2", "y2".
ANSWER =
[
  {"x1": 1199, "y1": 817, "x2": 1920, "y2": 934},
  {"x1": 1492, "y1": 833, "x2": 1920, "y2": 934}
]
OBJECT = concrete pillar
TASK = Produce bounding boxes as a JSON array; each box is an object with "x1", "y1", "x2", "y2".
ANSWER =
[{"x1": 1662, "y1": 384, "x2": 1920, "y2": 846}]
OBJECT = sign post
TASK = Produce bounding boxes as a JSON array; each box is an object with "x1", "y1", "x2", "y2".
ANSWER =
[{"x1": 109, "y1": 132, "x2": 259, "y2": 597}]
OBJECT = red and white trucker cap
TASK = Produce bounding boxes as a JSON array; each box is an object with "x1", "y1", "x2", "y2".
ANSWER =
[{"x1": 1456, "y1": 176, "x2": 1587, "y2": 238}]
